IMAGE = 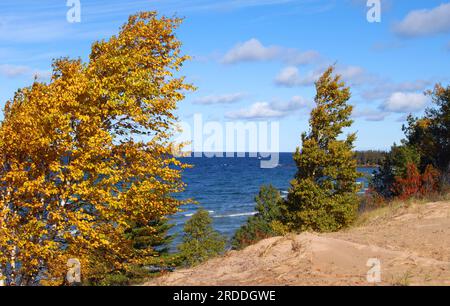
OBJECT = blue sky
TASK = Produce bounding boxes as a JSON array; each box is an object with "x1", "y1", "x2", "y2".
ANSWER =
[{"x1": 0, "y1": 0, "x2": 449, "y2": 151}]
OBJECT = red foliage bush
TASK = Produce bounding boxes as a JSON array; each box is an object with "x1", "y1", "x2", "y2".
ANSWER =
[
  {"x1": 420, "y1": 164, "x2": 441, "y2": 195},
  {"x1": 392, "y1": 163, "x2": 440, "y2": 201}
]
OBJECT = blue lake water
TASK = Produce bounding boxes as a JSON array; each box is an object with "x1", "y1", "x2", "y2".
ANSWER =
[{"x1": 169, "y1": 153, "x2": 376, "y2": 248}]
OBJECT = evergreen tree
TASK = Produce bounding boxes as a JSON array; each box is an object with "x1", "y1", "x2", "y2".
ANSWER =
[
  {"x1": 283, "y1": 66, "x2": 359, "y2": 232},
  {"x1": 92, "y1": 218, "x2": 178, "y2": 285},
  {"x1": 370, "y1": 83, "x2": 449, "y2": 202},
  {"x1": 371, "y1": 143, "x2": 421, "y2": 199},
  {"x1": 126, "y1": 219, "x2": 174, "y2": 256},
  {"x1": 232, "y1": 185, "x2": 283, "y2": 250},
  {"x1": 178, "y1": 209, "x2": 226, "y2": 266},
  {"x1": 403, "y1": 84, "x2": 450, "y2": 183}
]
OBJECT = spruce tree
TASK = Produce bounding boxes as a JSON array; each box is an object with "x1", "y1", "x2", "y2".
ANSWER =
[
  {"x1": 283, "y1": 66, "x2": 359, "y2": 232},
  {"x1": 127, "y1": 219, "x2": 174, "y2": 256},
  {"x1": 96, "y1": 218, "x2": 177, "y2": 285}
]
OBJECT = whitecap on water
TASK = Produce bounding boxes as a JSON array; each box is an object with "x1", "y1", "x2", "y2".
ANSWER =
[
  {"x1": 184, "y1": 210, "x2": 215, "y2": 217},
  {"x1": 213, "y1": 212, "x2": 257, "y2": 218}
]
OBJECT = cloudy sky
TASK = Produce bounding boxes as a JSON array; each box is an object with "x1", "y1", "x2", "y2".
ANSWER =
[{"x1": 0, "y1": 0, "x2": 449, "y2": 151}]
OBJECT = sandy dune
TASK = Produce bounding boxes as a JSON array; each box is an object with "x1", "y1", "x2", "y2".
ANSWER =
[{"x1": 145, "y1": 201, "x2": 450, "y2": 286}]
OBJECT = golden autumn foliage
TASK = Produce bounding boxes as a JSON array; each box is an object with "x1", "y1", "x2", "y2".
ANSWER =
[{"x1": 0, "y1": 12, "x2": 194, "y2": 285}]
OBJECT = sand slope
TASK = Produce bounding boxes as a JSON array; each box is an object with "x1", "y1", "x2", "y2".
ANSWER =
[{"x1": 145, "y1": 201, "x2": 450, "y2": 286}]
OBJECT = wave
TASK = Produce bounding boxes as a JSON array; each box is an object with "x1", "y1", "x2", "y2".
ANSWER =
[
  {"x1": 213, "y1": 212, "x2": 257, "y2": 218},
  {"x1": 184, "y1": 210, "x2": 214, "y2": 217}
]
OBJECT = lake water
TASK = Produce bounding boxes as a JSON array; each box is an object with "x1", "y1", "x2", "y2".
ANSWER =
[{"x1": 168, "y1": 153, "x2": 376, "y2": 248}]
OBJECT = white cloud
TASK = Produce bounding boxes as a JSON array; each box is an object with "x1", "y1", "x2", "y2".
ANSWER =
[
  {"x1": 226, "y1": 96, "x2": 310, "y2": 119},
  {"x1": 382, "y1": 92, "x2": 429, "y2": 113},
  {"x1": 222, "y1": 39, "x2": 280, "y2": 64},
  {"x1": 221, "y1": 38, "x2": 320, "y2": 65},
  {"x1": 275, "y1": 66, "x2": 302, "y2": 86},
  {"x1": 226, "y1": 102, "x2": 285, "y2": 119},
  {"x1": 362, "y1": 79, "x2": 432, "y2": 101},
  {"x1": 274, "y1": 66, "x2": 322, "y2": 87},
  {"x1": 338, "y1": 66, "x2": 371, "y2": 85},
  {"x1": 0, "y1": 64, "x2": 30, "y2": 77},
  {"x1": 394, "y1": 3, "x2": 450, "y2": 38},
  {"x1": 193, "y1": 93, "x2": 246, "y2": 105},
  {"x1": 275, "y1": 65, "x2": 370, "y2": 87},
  {"x1": 34, "y1": 70, "x2": 52, "y2": 80},
  {"x1": 0, "y1": 64, "x2": 51, "y2": 80},
  {"x1": 270, "y1": 95, "x2": 311, "y2": 112}
]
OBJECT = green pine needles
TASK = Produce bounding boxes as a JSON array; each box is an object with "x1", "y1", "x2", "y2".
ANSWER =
[
  {"x1": 178, "y1": 209, "x2": 226, "y2": 267},
  {"x1": 283, "y1": 66, "x2": 359, "y2": 232}
]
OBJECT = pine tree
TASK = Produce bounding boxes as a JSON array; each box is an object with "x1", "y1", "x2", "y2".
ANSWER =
[
  {"x1": 232, "y1": 185, "x2": 282, "y2": 250},
  {"x1": 178, "y1": 209, "x2": 226, "y2": 266},
  {"x1": 283, "y1": 66, "x2": 359, "y2": 232}
]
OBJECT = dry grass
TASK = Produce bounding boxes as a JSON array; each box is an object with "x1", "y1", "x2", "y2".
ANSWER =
[
  {"x1": 390, "y1": 271, "x2": 413, "y2": 286},
  {"x1": 355, "y1": 192, "x2": 450, "y2": 228}
]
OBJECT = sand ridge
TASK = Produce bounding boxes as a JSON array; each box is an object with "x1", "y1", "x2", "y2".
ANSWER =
[{"x1": 145, "y1": 201, "x2": 450, "y2": 286}]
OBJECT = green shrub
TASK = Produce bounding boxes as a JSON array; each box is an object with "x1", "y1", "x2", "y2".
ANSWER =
[
  {"x1": 371, "y1": 144, "x2": 421, "y2": 199},
  {"x1": 97, "y1": 273, "x2": 131, "y2": 286},
  {"x1": 178, "y1": 209, "x2": 226, "y2": 267},
  {"x1": 232, "y1": 185, "x2": 283, "y2": 250}
]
